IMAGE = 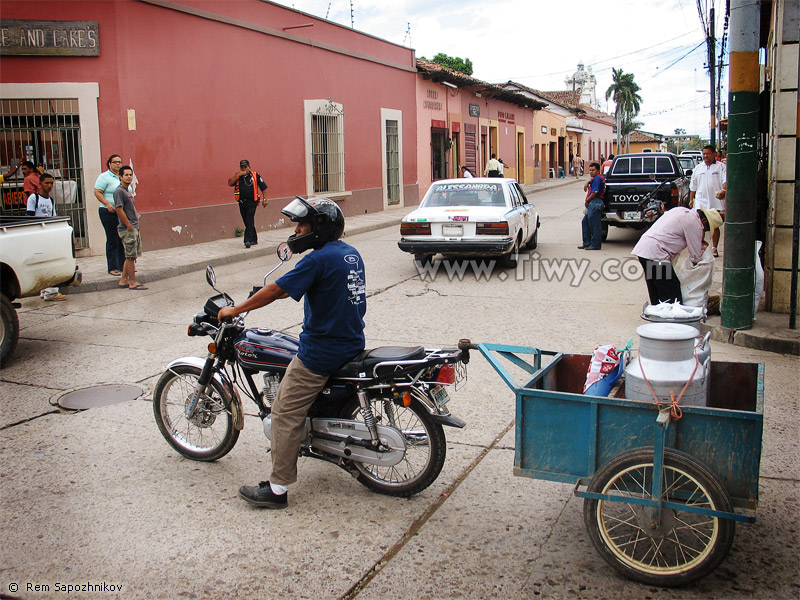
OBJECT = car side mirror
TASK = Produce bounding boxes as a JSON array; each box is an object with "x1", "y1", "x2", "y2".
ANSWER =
[{"x1": 685, "y1": 169, "x2": 693, "y2": 176}]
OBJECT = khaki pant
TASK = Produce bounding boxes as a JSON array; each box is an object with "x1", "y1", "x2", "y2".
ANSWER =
[{"x1": 270, "y1": 356, "x2": 329, "y2": 485}]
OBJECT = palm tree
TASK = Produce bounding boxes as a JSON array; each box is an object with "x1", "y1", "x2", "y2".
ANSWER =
[
  {"x1": 606, "y1": 68, "x2": 642, "y2": 154},
  {"x1": 620, "y1": 114, "x2": 644, "y2": 153}
]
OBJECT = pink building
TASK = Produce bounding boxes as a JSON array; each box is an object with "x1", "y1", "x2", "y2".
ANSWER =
[
  {"x1": 415, "y1": 60, "x2": 546, "y2": 196},
  {"x1": 0, "y1": 0, "x2": 418, "y2": 252}
]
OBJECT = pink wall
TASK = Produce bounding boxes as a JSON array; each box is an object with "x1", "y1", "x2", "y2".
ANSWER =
[{"x1": 0, "y1": 0, "x2": 418, "y2": 249}]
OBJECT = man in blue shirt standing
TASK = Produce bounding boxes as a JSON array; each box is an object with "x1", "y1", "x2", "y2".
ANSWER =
[
  {"x1": 218, "y1": 197, "x2": 366, "y2": 508},
  {"x1": 579, "y1": 162, "x2": 605, "y2": 250}
]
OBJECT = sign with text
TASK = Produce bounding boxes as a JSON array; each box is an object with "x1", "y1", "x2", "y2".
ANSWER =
[
  {"x1": 0, "y1": 20, "x2": 99, "y2": 56},
  {"x1": 468, "y1": 104, "x2": 480, "y2": 118}
]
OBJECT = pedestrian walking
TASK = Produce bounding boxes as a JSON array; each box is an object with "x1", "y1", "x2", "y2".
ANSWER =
[
  {"x1": 93, "y1": 154, "x2": 126, "y2": 276},
  {"x1": 115, "y1": 166, "x2": 147, "y2": 290},
  {"x1": 460, "y1": 165, "x2": 473, "y2": 178},
  {"x1": 689, "y1": 144, "x2": 726, "y2": 257},
  {"x1": 498, "y1": 158, "x2": 506, "y2": 176},
  {"x1": 228, "y1": 159, "x2": 268, "y2": 248},
  {"x1": 631, "y1": 207, "x2": 723, "y2": 305},
  {"x1": 572, "y1": 154, "x2": 582, "y2": 179},
  {"x1": 484, "y1": 154, "x2": 501, "y2": 178},
  {"x1": 579, "y1": 162, "x2": 605, "y2": 251}
]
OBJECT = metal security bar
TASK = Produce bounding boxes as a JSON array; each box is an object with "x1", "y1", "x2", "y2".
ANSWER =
[
  {"x1": 0, "y1": 98, "x2": 87, "y2": 248},
  {"x1": 311, "y1": 101, "x2": 345, "y2": 194},
  {"x1": 385, "y1": 119, "x2": 399, "y2": 205}
]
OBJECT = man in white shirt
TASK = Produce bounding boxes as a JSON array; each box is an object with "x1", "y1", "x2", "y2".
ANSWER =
[
  {"x1": 25, "y1": 172, "x2": 56, "y2": 217},
  {"x1": 25, "y1": 173, "x2": 66, "y2": 301},
  {"x1": 689, "y1": 144, "x2": 726, "y2": 256}
]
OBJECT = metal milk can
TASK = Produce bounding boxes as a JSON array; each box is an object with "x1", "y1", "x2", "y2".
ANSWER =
[{"x1": 625, "y1": 323, "x2": 711, "y2": 407}]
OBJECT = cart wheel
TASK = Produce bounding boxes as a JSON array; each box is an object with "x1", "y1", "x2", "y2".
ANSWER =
[{"x1": 583, "y1": 447, "x2": 735, "y2": 587}]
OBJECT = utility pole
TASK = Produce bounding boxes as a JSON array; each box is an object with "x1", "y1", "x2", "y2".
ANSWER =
[
  {"x1": 722, "y1": 0, "x2": 759, "y2": 330},
  {"x1": 709, "y1": 6, "x2": 716, "y2": 146}
]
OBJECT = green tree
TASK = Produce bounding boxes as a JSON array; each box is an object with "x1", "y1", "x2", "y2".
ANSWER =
[
  {"x1": 424, "y1": 52, "x2": 474, "y2": 76},
  {"x1": 605, "y1": 68, "x2": 642, "y2": 154},
  {"x1": 620, "y1": 114, "x2": 644, "y2": 153}
]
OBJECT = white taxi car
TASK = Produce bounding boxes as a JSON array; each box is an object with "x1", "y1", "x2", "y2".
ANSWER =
[{"x1": 398, "y1": 178, "x2": 539, "y2": 266}]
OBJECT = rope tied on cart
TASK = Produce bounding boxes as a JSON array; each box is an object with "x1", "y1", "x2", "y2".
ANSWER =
[{"x1": 638, "y1": 352, "x2": 703, "y2": 420}]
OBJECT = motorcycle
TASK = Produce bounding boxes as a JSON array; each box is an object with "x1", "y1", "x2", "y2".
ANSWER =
[{"x1": 153, "y1": 243, "x2": 470, "y2": 497}]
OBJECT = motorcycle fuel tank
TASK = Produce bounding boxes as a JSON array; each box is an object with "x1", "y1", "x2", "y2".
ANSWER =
[{"x1": 235, "y1": 328, "x2": 299, "y2": 371}]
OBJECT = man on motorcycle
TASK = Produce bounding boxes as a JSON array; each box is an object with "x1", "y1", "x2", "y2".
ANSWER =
[{"x1": 218, "y1": 197, "x2": 367, "y2": 508}]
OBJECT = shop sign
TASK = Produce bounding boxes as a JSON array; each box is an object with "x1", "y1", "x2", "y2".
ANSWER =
[
  {"x1": 468, "y1": 104, "x2": 480, "y2": 118},
  {"x1": 0, "y1": 20, "x2": 99, "y2": 56}
]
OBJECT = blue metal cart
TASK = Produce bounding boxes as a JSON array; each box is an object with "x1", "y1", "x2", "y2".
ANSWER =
[{"x1": 474, "y1": 342, "x2": 764, "y2": 587}]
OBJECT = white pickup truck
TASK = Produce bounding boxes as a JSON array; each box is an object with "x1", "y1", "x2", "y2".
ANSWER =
[{"x1": 0, "y1": 216, "x2": 82, "y2": 366}]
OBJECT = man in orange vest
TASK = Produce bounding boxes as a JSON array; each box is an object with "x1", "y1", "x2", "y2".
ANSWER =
[{"x1": 228, "y1": 159, "x2": 268, "y2": 248}]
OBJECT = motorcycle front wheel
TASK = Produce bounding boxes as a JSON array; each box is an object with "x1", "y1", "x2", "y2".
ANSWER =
[
  {"x1": 153, "y1": 365, "x2": 239, "y2": 461},
  {"x1": 342, "y1": 395, "x2": 446, "y2": 497}
]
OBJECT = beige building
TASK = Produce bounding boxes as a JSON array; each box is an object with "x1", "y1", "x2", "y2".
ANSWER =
[{"x1": 763, "y1": 0, "x2": 799, "y2": 317}]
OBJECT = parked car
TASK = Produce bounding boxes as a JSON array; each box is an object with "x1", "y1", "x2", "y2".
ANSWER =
[
  {"x1": 398, "y1": 178, "x2": 539, "y2": 267},
  {"x1": 601, "y1": 152, "x2": 690, "y2": 240},
  {"x1": 677, "y1": 155, "x2": 696, "y2": 176},
  {"x1": 0, "y1": 215, "x2": 82, "y2": 365},
  {"x1": 679, "y1": 150, "x2": 703, "y2": 164}
]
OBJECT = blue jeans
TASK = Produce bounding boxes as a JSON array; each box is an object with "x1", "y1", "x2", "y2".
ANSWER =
[
  {"x1": 581, "y1": 199, "x2": 604, "y2": 249},
  {"x1": 99, "y1": 206, "x2": 125, "y2": 273}
]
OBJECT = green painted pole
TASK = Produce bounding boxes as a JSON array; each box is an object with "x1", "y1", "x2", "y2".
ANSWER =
[{"x1": 722, "y1": 0, "x2": 759, "y2": 330}]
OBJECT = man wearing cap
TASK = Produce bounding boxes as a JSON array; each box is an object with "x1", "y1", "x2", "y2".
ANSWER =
[
  {"x1": 228, "y1": 159, "x2": 268, "y2": 249},
  {"x1": 689, "y1": 144, "x2": 726, "y2": 256},
  {"x1": 632, "y1": 206, "x2": 723, "y2": 305}
]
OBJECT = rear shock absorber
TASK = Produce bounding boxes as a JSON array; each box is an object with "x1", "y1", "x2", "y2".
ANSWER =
[{"x1": 357, "y1": 389, "x2": 380, "y2": 446}]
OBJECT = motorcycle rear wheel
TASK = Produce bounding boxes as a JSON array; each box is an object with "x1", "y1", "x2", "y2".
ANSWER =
[
  {"x1": 153, "y1": 365, "x2": 239, "y2": 461},
  {"x1": 342, "y1": 395, "x2": 446, "y2": 497}
]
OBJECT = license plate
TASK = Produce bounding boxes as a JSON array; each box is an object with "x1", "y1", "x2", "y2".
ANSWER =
[
  {"x1": 432, "y1": 385, "x2": 450, "y2": 409},
  {"x1": 623, "y1": 211, "x2": 640, "y2": 220},
  {"x1": 442, "y1": 224, "x2": 463, "y2": 237}
]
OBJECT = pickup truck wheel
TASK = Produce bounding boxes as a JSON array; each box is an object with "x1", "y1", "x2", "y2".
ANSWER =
[
  {"x1": 601, "y1": 222, "x2": 609, "y2": 242},
  {"x1": 0, "y1": 294, "x2": 20, "y2": 368}
]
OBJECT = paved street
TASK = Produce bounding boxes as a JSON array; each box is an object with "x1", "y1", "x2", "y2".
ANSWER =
[{"x1": 1, "y1": 182, "x2": 798, "y2": 599}]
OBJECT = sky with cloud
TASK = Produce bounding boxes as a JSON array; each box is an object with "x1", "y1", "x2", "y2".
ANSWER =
[{"x1": 272, "y1": 0, "x2": 728, "y2": 138}]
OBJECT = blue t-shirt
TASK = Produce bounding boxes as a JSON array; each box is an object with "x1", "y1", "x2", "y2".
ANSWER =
[
  {"x1": 276, "y1": 240, "x2": 366, "y2": 375},
  {"x1": 589, "y1": 175, "x2": 605, "y2": 201}
]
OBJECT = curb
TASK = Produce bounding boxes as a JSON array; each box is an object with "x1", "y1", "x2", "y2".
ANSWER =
[{"x1": 698, "y1": 320, "x2": 800, "y2": 356}]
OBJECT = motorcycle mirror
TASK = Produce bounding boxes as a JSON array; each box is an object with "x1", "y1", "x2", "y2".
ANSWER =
[
  {"x1": 277, "y1": 242, "x2": 292, "y2": 262},
  {"x1": 205, "y1": 265, "x2": 224, "y2": 295}
]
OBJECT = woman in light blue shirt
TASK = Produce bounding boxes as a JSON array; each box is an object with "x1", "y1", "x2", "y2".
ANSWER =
[{"x1": 94, "y1": 154, "x2": 126, "y2": 275}]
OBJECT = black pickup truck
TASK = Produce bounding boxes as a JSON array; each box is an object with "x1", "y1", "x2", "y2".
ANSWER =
[{"x1": 601, "y1": 152, "x2": 690, "y2": 240}]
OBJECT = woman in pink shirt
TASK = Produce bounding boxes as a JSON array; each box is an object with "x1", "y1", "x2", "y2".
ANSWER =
[{"x1": 632, "y1": 207, "x2": 722, "y2": 305}]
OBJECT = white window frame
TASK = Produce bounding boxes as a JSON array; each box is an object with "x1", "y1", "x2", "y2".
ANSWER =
[
  {"x1": 380, "y1": 108, "x2": 404, "y2": 209},
  {"x1": 304, "y1": 99, "x2": 348, "y2": 198}
]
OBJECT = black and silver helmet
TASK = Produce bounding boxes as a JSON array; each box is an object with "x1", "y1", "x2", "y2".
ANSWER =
[{"x1": 281, "y1": 196, "x2": 345, "y2": 254}]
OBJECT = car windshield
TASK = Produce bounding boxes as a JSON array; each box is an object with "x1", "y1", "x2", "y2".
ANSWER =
[{"x1": 422, "y1": 182, "x2": 506, "y2": 208}]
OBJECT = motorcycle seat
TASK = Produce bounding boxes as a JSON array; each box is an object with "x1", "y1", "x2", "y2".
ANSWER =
[{"x1": 334, "y1": 346, "x2": 426, "y2": 378}]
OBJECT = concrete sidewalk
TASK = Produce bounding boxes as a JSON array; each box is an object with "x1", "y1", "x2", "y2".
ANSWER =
[{"x1": 66, "y1": 176, "x2": 798, "y2": 355}]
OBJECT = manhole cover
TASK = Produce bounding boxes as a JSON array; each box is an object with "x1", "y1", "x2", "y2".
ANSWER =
[{"x1": 56, "y1": 384, "x2": 143, "y2": 410}]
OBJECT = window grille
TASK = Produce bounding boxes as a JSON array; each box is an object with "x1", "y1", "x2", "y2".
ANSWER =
[
  {"x1": 385, "y1": 119, "x2": 399, "y2": 205},
  {"x1": 311, "y1": 100, "x2": 345, "y2": 194},
  {"x1": 0, "y1": 98, "x2": 87, "y2": 248}
]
